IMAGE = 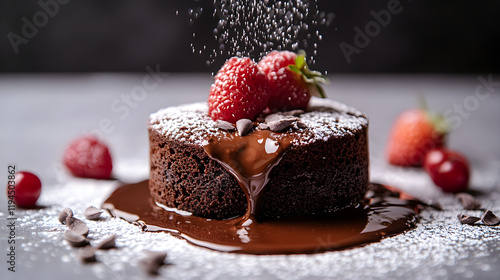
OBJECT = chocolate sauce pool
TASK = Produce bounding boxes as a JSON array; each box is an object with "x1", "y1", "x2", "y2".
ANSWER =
[{"x1": 103, "y1": 181, "x2": 419, "y2": 254}]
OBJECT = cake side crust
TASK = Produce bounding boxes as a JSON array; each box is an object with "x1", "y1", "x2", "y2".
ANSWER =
[{"x1": 149, "y1": 98, "x2": 369, "y2": 219}]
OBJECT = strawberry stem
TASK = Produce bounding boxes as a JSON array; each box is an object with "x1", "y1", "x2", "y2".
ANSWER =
[
  {"x1": 419, "y1": 95, "x2": 450, "y2": 135},
  {"x1": 288, "y1": 50, "x2": 329, "y2": 98}
]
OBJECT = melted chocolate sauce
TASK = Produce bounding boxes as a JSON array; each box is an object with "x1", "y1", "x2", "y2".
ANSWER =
[
  {"x1": 203, "y1": 130, "x2": 294, "y2": 222},
  {"x1": 104, "y1": 125, "x2": 419, "y2": 254},
  {"x1": 103, "y1": 181, "x2": 419, "y2": 254}
]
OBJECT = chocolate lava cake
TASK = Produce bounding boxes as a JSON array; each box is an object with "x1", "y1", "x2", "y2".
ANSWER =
[{"x1": 148, "y1": 97, "x2": 369, "y2": 220}]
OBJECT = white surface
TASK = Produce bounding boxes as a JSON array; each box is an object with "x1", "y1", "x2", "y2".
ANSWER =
[{"x1": 0, "y1": 73, "x2": 499, "y2": 280}]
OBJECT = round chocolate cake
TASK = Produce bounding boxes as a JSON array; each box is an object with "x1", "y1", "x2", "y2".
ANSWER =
[{"x1": 148, "y1": 97, "x2": 369, "y2": 220}]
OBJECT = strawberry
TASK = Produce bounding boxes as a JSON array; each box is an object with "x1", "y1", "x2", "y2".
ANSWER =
[
  {"x1": 63, "y1": 136, "x2": 113, "y2": 179},
  {"x1": 208, "y1": 57, "x2": 269, "y2": 123},
  {"x1": 258, "y1": 50, "x2": 328, "y2": 111},
  {"x1": 386, "y1": 105, "x2": 449, "y2": 167}
]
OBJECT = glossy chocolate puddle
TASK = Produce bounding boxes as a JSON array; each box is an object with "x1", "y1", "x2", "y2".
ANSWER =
[{"x1": 103, "y1": 181, "x2": 419, "y2": 255}]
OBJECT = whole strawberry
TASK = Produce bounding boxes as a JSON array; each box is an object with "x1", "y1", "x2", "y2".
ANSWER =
[
  {"x1": 63, "y1": 136, "x2": 113, "y2": 179},
  {"x1": 386, "y1": 108, "x2": 448, "y2": 167},
  {"x1": 258, "y1": 50, "x2": 328, "y2": 111},
  {"x1": 208, "y1": 57, "x2": 269, "y2": 123}
]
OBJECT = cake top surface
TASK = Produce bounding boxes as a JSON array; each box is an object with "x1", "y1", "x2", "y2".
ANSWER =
[{"x1": 149, "y1": 97, "x2": 368, "y2": 146}]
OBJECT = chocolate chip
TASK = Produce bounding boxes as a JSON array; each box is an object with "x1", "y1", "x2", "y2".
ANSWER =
[
  {"x1": 79, "y1": 246, "x2": 97, "y2": 263},
  {"x1": 258, "y1": 123, "x2": 269, "y2": 130},
  {"x1": 268, "y1": 119, "x2": 295, "y2": 132},
  {"x1": 236, "y1": 119, "x2": 253, "y2": 136},
  {"x1": 84, "y1": 206, "x2": 103, "y2": 221},
  {"x1": 456, "y1": 193, "x2": 481, "y2": 210},
  {"x1": 457, "y1": 214, "x2": 480, "y2": 225},
  {"x1": 58, "y1": 208, "x2": 73, "y2": 225},
  {"x1": 115, "y1": 210, "x2": 140, "y2": 223},
  {"x1": 265, "y1": 113, "x2": 297, "y2": 124},
  {"x1": 481, "y1": 210, "x2": 500, "y2": 226},
  {"x1": 140, "y1": 251, "x2": 167, "y2": 275},
  {"x1": 67, "y1": 217, "x2": 89, "y2": 237},
  {"x1": 216, "y1": 120, "x2": 235, "y2": 131},
  {"x1": 95, "y1": 234, "x2": 117, "y2": 250},
  {"x1": 295, "y1": 121, "x2": 307, "y2": 129},
  {"x1": 64, "y1": 230, "x2": 90, "y2": 247}
]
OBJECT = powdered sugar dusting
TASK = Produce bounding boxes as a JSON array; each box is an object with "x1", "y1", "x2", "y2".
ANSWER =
[
  {"x1": 12, "y1": 158, "x2": 500, "y2": 280},
  {"x1": 149, "y1": 102, "x2": 223, "y2": 146},
  {"x1": 148, "y1": 97, "x2": 368, "y2": 146}
]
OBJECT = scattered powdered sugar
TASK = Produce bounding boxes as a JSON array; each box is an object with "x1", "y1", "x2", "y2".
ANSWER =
[
  {"x1": 9, "y1": 154, "x2": 500, "y2": 280},
  {"x1": 148, "y1": 97, "x2": 368, "y2": 147}
]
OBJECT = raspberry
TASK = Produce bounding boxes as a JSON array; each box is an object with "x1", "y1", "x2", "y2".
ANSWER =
[
  {"x1": 63, "y1": 136, "x2": 113, "y2": 179},
  {"x1": 208, "y1": 57, "x2": 270, "y2": 123},
  {"x1": 258, "y1": 51, "x2": 327, "y2": 111}
]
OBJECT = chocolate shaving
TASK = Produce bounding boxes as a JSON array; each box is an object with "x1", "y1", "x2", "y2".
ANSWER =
[
  {"x1": 455, "y1": 193, "x2": 481, "y2": 210},
  {"x1": 58, "y1": 208, "x2": 73, "y2": 225},
  {"x1": 236, "y1": 119, "x2": 253, "y2": 136},
  {"x1": 67, "y1": 217, "x2": 89, "y2": 237},
  {"x1": 457, "y1": 214, "x2": 480, "y2": 225},
  {"x1": 84, "y1": 206, "x2": 103, "y2": 220},
  {"x1": 295, "y1": 121, "x2": 307, "y2": 129},
  {"x1": 265, "y1": 113, "x2": 297, "y2": 124},
  {"x1": 95, "y1": 234, "x2": 117, "y2": 250},
  {"x1": 265, "y1": 113, "x2": 282, "y2": 123},
  {"x1": 140, "y1": 251, "x2": 167, "y2": 275},
  {"x1": 116, "y1": 211, "x2": 140, "y2": 223},
  {"x1": 481, "y1": 210, "x2": 500, "y2": 226},
  {"x1": 79, "y1": 246, "x2": 97, "y2": 263},
  {"x1": 64, "y1": 230, "x2": 90, "y2": 247},
  {"x1": 268, "y1": 119, "x2": 295, "y2": 132},
  {"x1": 216, "y1": 120, "x2": 235, "y2": 131}
]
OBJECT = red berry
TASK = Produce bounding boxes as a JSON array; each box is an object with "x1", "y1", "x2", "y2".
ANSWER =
[
  {"x1": 8, "y1": 171, "x2": 42, "y2": 208},
  {"x1": 386, "y1": 109, "x2": 446, "y2": 167},
  {"x1": 63, "y1": 136, "x2": 113, "y2": 179},
  {"x1": 208, "y1": 57, "x2": 270, "y2": 123},
  {"x1": 258, "y1": 51, "x2": 327, "y2": 111},
  {"x1": 258, "y1": 51, "x2": 309, "y2": 111},
  {"x1": 424, "y1": 148, "x2": 470, "y2": 193}
]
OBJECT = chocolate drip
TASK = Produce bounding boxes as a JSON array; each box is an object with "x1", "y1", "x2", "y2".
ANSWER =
[{"x1": 203, "y1": 130, "x2": 293, "y2": 224}]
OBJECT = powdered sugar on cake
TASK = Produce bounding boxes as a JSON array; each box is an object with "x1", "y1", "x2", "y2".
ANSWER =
[{"x1": 149, "y1": 97, "x2": 368, "y2": 146}]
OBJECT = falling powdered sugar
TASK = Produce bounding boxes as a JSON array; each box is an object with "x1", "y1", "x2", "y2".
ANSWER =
[{"x1": 185, "y1": 0, "x2": 335, "y2": 67}]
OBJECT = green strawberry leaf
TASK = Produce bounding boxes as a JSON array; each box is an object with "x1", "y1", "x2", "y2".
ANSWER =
[
  {"x1": 419, "y1": 95, "x2": 450, "y2": 135},
  {"x1": 288, "y1": 65, "x2": 302, "y2": 75},
  {"x1": 288, "y1": 50, "x2": 329, "y2": 99}
]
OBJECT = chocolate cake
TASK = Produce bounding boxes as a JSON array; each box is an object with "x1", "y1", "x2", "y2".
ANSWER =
[{"x1": 148, "y1": 97, "x2": 369, "y2": 220}]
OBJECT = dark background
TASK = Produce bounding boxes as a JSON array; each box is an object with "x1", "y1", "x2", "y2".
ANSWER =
[{"x1": 1, "y1": 0, "x2": 499, "y2": 73}]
